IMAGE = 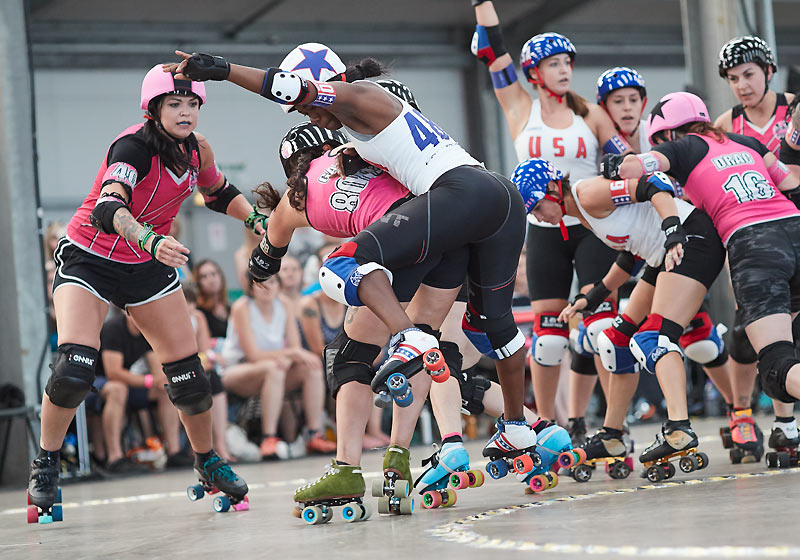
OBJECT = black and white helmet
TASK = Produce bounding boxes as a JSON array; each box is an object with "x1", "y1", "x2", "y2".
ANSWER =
[
  {"x1": 278, "y1": 122, "x2": 349, "y2": 177},
  {"x1": 718, "y1": 36, "x2": 776, "y2": 77},
  {"x1": 375, "y1": 79, "x2": 421, "y2": 111}
]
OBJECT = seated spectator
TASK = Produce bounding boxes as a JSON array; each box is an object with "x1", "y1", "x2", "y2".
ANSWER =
[
  {"x1": 193, "y1": 259, "x2": 230, "y2": 340},
  {"x1": 298, "y1": 244, "x2": 346, "y2": 356},
  {"x1": 278, "y1": 254, "x2": 304, "y2": 318},
  {"x1": 43, "y1": 221, "x2": 65, "y2": 261},
  {"x1": 182, "y1": 283, "x2": 233, "y2": 462},
  {"x1": 234, "y1": 227, "x2": 262, "y2": 293},
  {"x1": 86, "y1": 312, "x2": 193, "y2": 473},
  {"x1": 220, "y1": 275, "x2": 335, "y2": 459}
]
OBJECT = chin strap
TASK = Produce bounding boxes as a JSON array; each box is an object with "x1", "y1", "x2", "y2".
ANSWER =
[
  {"x1": 600, "y1": 95, "x2": 647, "y2": 146},
  {"x1": 530, "y1": 67, "x2": 569, "y2": 104},
  {"x1": 543, "y1": 180, "x2": 569, "y2": 240}
]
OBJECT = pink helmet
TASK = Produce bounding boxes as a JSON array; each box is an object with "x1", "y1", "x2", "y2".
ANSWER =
[
  {"x1": 647, "y1": 91, "x2": 710, "y2": 144},
  {"x1": 140, "y1": 64, "x2": 206, "y2": 111}
]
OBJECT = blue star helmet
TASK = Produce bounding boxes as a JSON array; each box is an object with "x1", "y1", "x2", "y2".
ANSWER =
[
  {"x1": 520, "y1": 33, "x2": 576, "y2": 83},
  {"x1": 511, "y1": 158, "x2": 564, "y2": 213},
  {"x1": 279, "y1": 42, "x2": 346, "y2": 113},
  {"x1": 596, "y1": 67, "x2": 647, "y2": 104}
]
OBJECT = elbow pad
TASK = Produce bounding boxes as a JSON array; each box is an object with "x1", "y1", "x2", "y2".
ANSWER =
[
  {"x1": 260, "y1": 68, "x2": 312, "y2": 105},
  {"x1": 635, "y1": 172, "x2": 675, "y2": 202},
  {"x1": 203, "y1": 179, "x2": 242, "y2": 214},
  {"x1": 90, "y1": 193, "x2": 129, "y2": 235},
  {"x1": 471, "y1": 24, "x2": 508, "y2": 66}
]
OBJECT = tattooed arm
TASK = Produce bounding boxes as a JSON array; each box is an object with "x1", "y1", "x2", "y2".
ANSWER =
[{"x1": 299, "y1": 295, "x2": 325, "y2": 357}]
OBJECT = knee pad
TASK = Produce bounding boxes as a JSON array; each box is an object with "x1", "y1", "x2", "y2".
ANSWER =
[
  {"x1": 45, "y1": 344, "x2": 99, "y2": 408},
  {"x1": 531, "y1": 312, "x2": 569, "y2": 366},
  {"x1": 581, "y1": 300, "x2": 618, "y2": 354},
  {"x1": 163, "y1": 354, "x2": 212, "y2": 415},
  {"x1": 457, "y1": 366, "x2": 490, "y2": 415},
  {"x1": 462, "y1": 306, "x2": 525, "y2": 360},
  {"x1": 730, "y1": 308, "x2": 757, "y2": 364},
  {"x1": 679, "y1": 311, "x2": 728, "y2": 365},
  {"x1": 629, "y1": 314, "x2": 683, "y2": 374},
  {"x1": 318, "y1": 241, "x2": 393, "y2": 306},
  {"x1": 596, "y1": 314, "x2": 640, "y2": 374},
  {"x1": 569, "y1": 321, "x2": 594, "y2": 358},
  {"x1": 757, "y1": 341, "x2": 799, "y2": 403},
  {"x1": 440, "y1": 340, "x2": 463, "y2": 380},
  {"x1": 570, "y1": 349, "x2": 597, "y2": 375},
  {"x1": 324, "y1": 331, "x2": 381, "y2": 398},
  {"x1": 793, "y1": 314, "x2": 800, "y2": 349}
]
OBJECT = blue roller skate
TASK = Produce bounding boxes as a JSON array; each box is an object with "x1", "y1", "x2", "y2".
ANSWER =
[
  {"x1": 517, "y1": 423, "x2": 573, "y2": 493},
  {"x1": 414, "y1": 442, "x2": 482, "y2": 509}
]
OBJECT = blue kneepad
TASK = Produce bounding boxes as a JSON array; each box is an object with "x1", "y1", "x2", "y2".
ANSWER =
[{"x1": 319, "y1": 255, "x2": 364, "y2": 306}]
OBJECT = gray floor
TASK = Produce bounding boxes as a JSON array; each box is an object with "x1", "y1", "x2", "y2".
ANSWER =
[{"x1": 2, "y1": 416, "x2": 799, "y2": 560}]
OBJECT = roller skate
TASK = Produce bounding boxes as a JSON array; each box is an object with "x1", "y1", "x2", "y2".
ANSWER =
[
  {"x1": 371, "y1": 445, "x2": 414, "y2": 515},
  {"x1": 370, "y1": 328, "x2": 449, "y2": 409},
  {"x1": 639, "y1": 421, "x2": 708, "y2": 482},
  {"x1": 414, "y1": 441, "x2": 483, "y2": 508},
  {"x1": 566, "y1": 427, "x2": 633, "y2": 483},
  {"x1": 518, "y1": 422, "x2": 573, "y2": 494},
  {"x1": 187, "y1": 451, "x2": 250, "y2": 513},
  {"x1": 765, "y1": 421, "x2": 800, "y2": 469},
  {"x1": 483, "y1": 416, "x2": 541, "y2": 480},
  {"x1": 722, "y1": 408, "x2": 764, "y2": 463},
  {"x1": 27, "y1": 451, "x2": 63, "y2": 524},
  {"x1": 566, "y1": 417, "x2": 587, "y2": 446},
  {"x1": 294, "y1": 459, "x2": 371, "y2": 524}
]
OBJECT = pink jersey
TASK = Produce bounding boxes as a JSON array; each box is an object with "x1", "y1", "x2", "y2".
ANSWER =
[
  {"x1": 304, "y1": 151, "x2": 409, "y2": 238},
  {"x1": 679, "y1": 134, "x2": 799, "y2": 245},
  {"x1": 67, "y1": 123, "x2": 208, "y2": 263},
  {"x1": 731, "y1": 93, "x2": 790, "y2": 155}
]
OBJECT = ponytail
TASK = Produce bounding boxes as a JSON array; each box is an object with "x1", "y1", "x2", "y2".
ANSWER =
[
  {"x1": 344, "y1": 58, "x2": 388, "y2": 82},
  {"x1": 253, "y1": 181, "x2": 282, "y2": 212},
  {"x1": 565, "y1": 91, "x2": 589, "y2": 118}
]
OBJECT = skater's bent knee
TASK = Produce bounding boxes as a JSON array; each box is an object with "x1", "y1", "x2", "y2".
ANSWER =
[
  {"x1": 324, "y1": 331, "x2": 381, "y2": 398},
  {"x1": 462, "y1": 310, "x2": 524, "y2": 360},
  {"x1": 757, "y1": 341, "x2": 800, "y2": 403},
  {"x1": 46, "y1": 343, "x2": 99, "y2": 408},
  {"x1": 318, "y1": 242, "x2": 393, "y2": 306},
  {"x1": 163, "y1": 354, "x2": 212, "y2": 415}
]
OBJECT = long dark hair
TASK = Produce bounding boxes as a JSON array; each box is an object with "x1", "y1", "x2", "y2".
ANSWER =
[
  {"x1": 650, "y1": 121, "x2": 728, "y2": 144},
  {"x1": 565, "y1": 91, "x2": 589, "y2": 117},
  {"x1": 343, "y1": 58, "x2": 387, "y2": 82},
  {"x1": 142, "y1": 96, "x2": 197, "y2": 175}
]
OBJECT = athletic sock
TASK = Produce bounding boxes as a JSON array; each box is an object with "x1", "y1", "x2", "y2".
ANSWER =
[
  {"x1": 442, "y1": 433, "x2": 463, "y2": 445},
  {"x1": 602, "y1": 426, "x2": 624, "y2": 439}
]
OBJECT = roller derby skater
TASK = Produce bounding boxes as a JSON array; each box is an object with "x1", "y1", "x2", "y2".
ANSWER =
[
  {"x1": 26, "y1": 451, "x2": 63, "y2": 524},
  {"x1": 293, "y1": 460, "x2": 372, "y2": 524},
  {"x1": 371, "y1": 445, "x2": 414, "y2": 515},
  {"x1": 765, "y1": 418, "x2": 800, "y2": 468},
  {"x1": 639, "y1": 420, "x2": 708, "y2": 482},
  {"x1": 30, "y1": 64, "x2": 258, "y2": 524},
  {"x1": 188, "y1": 451, "x2": 249, "y2": 513}
]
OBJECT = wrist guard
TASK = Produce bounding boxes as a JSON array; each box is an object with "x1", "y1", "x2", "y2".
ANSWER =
[
  {"x1": 600, "y1": 153, "x2": 625, "y2": 180},
  {"x1": 182, "y1": 53, "x2": 230, "y2": 81},
  {"x1": 249, "y1": 240, "x2": 282, "y2": 282},
  {"x1": 245, "y1": 206, "x2": 268, "y2": 231},
  {"x1": 572, "y1": 281, "x2": 612, "y2": 314},
  {"x1": 661, "y1": 216, "x2": 687, "y2": 251}
]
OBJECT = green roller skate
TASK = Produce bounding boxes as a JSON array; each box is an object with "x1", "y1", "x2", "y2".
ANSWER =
[
  {"x1": 371, "y1": 444, "x2": 414, "y2": 515},
  {"x1": 293, "y1": 459, "x2": 371, "y2": 525}
]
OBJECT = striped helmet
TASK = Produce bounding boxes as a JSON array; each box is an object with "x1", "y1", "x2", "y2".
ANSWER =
[
  {"x1": 596, "y1": 67, "x2": 646, "y2": 104},
  {"x1": 718, "y1": 36, "x2": 776, "y2": 77},
  {"x1": 520, "y1": 33, "x2": 576, "y2": 83},
  {"x1": 510, "y1": 158, "x2": 564, "y2": 213},
  {"x1": 279, "y1": 122, "x2": 349, "y2": 177},
  {"x1": 375, "y1": 79, "x2": 421, "y2": 111}
]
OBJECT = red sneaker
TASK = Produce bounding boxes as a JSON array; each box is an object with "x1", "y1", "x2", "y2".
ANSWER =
[{"x1": 306, "y1": 433, "x2": 337, "y2": 454}]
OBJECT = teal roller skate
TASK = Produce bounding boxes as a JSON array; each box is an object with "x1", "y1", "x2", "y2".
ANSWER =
[
  {"x1": 371, "y1": 445, "x2": 414, "y2": 515},
  {"x1": 517, "y1": 423, "x2": 573, "y2": 494},
  {"x1": 414, "y1": 442, "x2": 484, "y2": 509},
  {"x1": 187, "y1": 451, "x2": 250, "y2": 513},
  {"x1": 294, "y1": 459, "x2": 371, "y2": 524}
]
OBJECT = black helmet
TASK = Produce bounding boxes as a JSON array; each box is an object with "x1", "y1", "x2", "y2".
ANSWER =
[
  {"x1": 279, "y1": 122, "x2": 349, "y2": 177},
  {"x1": 375, "y1": 79, "x2": 421, "y2": 111},
  {"x1": 718, "y1": 36, "x2": 777, "y2": 78}
]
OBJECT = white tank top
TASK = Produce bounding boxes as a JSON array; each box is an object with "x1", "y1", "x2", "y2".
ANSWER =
[
  {"x1": 345, "y1": 94, "x2": 480, "y2": 196},
  {"x1": 221, "y1": 297, "x2": 287, "y2": 370},
  {"x1": 571, "y1": 179, "x2": 695, "y2": 267},
  {"x1": 637, "y1": 119, "x2": 650, "y2": 154},
  {"x1": 514, "y1": 99, "x2": 600, "y2": 228}
]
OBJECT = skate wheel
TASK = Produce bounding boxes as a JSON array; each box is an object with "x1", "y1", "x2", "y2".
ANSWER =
[
  {"x1": 431, "y1": 370, "x2": 449, "y2": 383},
  {"x1": 443, "y1": 488, "x2": 457, "y2": 507},
  {"x1": 471, "y1": 470, "x2": 485, "y2": 487},
  {"x1": 573, "y1": 464, "x2": 593, "y2": 483},
  {"x1": 398, "y1": 497, "x2": 414, "y2": 515},
  {"x1": 624, "y1": 456, "x2": 634, "y2": 470},
  {"x1": 292, "y1": 505, "x2": 303, "y2": 518},
  {"x1": 377, "y1": 496, "x2": 390, "y2": 515},
  {"x1": 546, "y1": 471, "x2": 559, "y2": 489},
  {"x1": 187, "y1": 484, "x2": 204, "y2": 501},
  {"x1": 558, "y1": 449, "x2": 583, "y2": 469},
  {"x1": 56, "y1": 488, "x2": 62, "y2": 503},
  {"x1": 342, "y1": 505, "x2": 358, "y2": 523},
  {"x1": 777, "y1": 451, "x2": 790, "y2": 468},
  {"x1": 730, "y1": 448, "x2": 743, "y2": 464},
  {"x1": 646, "y1": 465, "x2": 665, "y2": 483},
  {"x1": 513, "y1": 454, "x2": 534, "y2": 474},
  {"x1": 423, "y1": 349, "x2": 446, "y2": 371},
  {"x1": 51, "y1": 505, "x2": 63, "y2": 522},
  {"x1": 720, "y1": 427, "x2": 733, "y2": 449},
  {"x1": 39, "y1": 514, "x2": 53, "y2": 524},
  {"x1": 302, "y1": 505, "x2": 323, "y2": 525},
  {"x1": 528, "y1": 474, "x2": 548, "y2": 493},
  {"x1": 449, "y1": 471, "x2": 470, "y2": 490},
  {"x1": 213, "y1": 496, "x2": 231, "y2": 513},
  {"x1": 613, "y1": 461, "x2": 632, "y2": 479},
  {"x1": 422, "y1": 490, "x2": 442, "y2": 509},
  {"x1": 679, "y1": 455, "x2": 698, "y2": 473},
  {"x1": 374, "y1": 391, "x2": 393, "y2": 409},
  {"x1": 26, "y1": 490, "x2": 32, "y2": 506},
  {"x1": 395, "y1": 479, "x2": 410, "y2": 498},
  {"x1": 319, "y1": 507, "x2": 333, "y2": 523},
  {"x1": 696, "y1": 452, "x2": 709, "y2": 470},
  {"x1": 358, "y1": 502, "x2": 372, "y2": 521},
  {"x1": 26, "y1": 505, "x2": 39, "y2": 524},
  {"x1": 486, "y1": 459, "x2": 508, "y2": 479},
  {"x1": 371, "y1": 478, "x2": 386, "y2": 498},
  {"x1": 393, "y1": 388, "x2": 414, "y2": 408},
  {"x1": 663, "y1": 462, "x2": 676, "y2": 480}
]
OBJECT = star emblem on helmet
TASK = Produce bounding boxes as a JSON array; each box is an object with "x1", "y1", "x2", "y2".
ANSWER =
[
  {"x1": 292, "y1": 48, "x2": 336, "y2": 81},
  {"x1": 650, "y1": 97, "x2": 669, "y2": 121}
]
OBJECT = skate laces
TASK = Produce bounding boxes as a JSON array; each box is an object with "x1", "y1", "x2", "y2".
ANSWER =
[
  {"x1": 732, "y1": 410, "x2": 755, "y2": 440},
  {"x1": 203, "y1": 455, "x2": 238, "y2": 483},
  {"x1": 296, "y1": 462, "x2": 341, "y2": 492}
]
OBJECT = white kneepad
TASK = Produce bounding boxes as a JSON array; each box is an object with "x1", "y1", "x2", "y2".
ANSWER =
[
  {"x1": 682, "y1": 324, "x2": 727, "y2": 365},
  {"x1": 584, "y1": 316, "x2": 615, "y2": 354},
  {"x1": 533, "y1": 332, "x2": 569, "y2": 366}
]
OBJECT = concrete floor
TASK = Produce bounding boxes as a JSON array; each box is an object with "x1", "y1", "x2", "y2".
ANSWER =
[{"x1": 2, "y1": 416, "x2": 799, "y2": 560}]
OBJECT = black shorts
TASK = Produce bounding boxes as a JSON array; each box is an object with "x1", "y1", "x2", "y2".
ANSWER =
[
  {"x1": 526, "y1": 222, "x2": 617, "y2": 301},
  {"x1": 392, "y1": 247, "x2": 468, "y2": 302},
  {"x1": 352, "y1": 166, "x2": 526, "y2": 322},
  {"x1": 52, "y1": 237, "x2": 181, "y2": 309},
  {"x1": 727, "y1": 216, "x2": 800, "y2": 327},
  {"x1": 662, "y1": 209, "x2": 726, "y2": 289}
]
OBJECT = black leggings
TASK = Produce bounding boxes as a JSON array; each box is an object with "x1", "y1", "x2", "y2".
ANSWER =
[{"x1": 350, "y1": 165, "x2": 526, "y2": 322}]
